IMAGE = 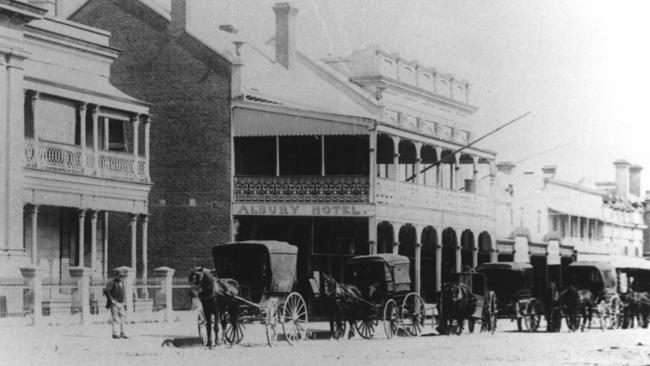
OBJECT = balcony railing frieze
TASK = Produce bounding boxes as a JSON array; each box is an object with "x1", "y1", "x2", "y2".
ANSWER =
[
  {"x1": 234, "y1": 175, "x2": 369, "y2": 203},
  {"x1": 24, "y1": 138, "x2": 148, "y2": 183}
]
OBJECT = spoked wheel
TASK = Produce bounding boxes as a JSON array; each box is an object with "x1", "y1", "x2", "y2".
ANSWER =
[
  {"x1": 401, "y1": 293, "x2": 425, "y2": 337},
  {"x1": 487, "y1": 291, "x2": 498, "y2": 334},
  {"x1": 265, "y1": 302, "x2": 279, "y2": 347},
  {"x1": 331, "y1": 315, "x2": 346, "y2": 340},
  {"x1": 197, "y1": 309, "x2": 213, "y2": 346},
  {"x1": 383, "y1": 299, "x2": 398, "y2": 339},
  {"x1": 281, "y1": 292, "x2": 308, "y2": 345},
  {"x1": 224, "y1": 311, "x2": 244, "y2": 345},
  {"x1": 565, "y1": 310, "x2": 580, "y2": 332},
  {"x1": 355, "y1": 318, "x2": 377, "y2": 339},
  {"x1": 523, "y1": 299, "x2": 541, "y2": 332}
]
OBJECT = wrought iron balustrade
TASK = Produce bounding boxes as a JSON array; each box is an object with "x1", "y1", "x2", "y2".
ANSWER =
[{"x1": 234, "y1": 175, "x2": 369, "y2": 202}]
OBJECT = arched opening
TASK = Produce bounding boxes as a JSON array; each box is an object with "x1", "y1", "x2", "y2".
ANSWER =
[
  {"x1": 421, "y1": 226, "x2": 437, "y2": 302},
  {"x1": 440, "y1": 150, "x2": 455, "y2": 190},
  {"x1": 398, "y1": 224, "x2": 417, "y2": 291},
  {"x1": 460, "y1": 229, "x2": 474, "y2": 269},
  {"x1": 420, "y1": 145, "x2": 438, "y2": 186},
  {"x1": 441, "y1": 227, "x2": 458, "y2": 283},
  {"x1": 376, "y1": 221, "x2": 394, "y2": 254},
  {"x1": 376, "y1": 134, "x2": 395, "y2": 179},
  {"x1": 477, "y1": 232, "x2": 492, "y2": 266},
  {"x1": 398, "y1": 140, "x2": 417, "y2": 182}
]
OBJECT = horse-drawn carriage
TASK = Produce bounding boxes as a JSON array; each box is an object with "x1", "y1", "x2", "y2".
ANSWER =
[
  {"x1": 476, "y1": 262, "x2": 552, "y2": 332},
  {"x1": 437, "y1": 271, "x2": 498, "y2": 335},
  {"x1": 192, "y1": 241, "x2": 308, "y2": 347},
  {"x1": 322, "y1": 253, "x2": 426, "y2": 339}
]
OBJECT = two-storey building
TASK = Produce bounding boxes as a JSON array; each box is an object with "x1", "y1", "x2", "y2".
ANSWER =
[{"x1": 0, "y1": 0, "x2": 151, "y2": 279}]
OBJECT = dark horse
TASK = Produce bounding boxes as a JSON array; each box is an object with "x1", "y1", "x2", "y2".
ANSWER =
[
  {"x1": 321, "y1": 273, "x2": 363, "y2": 339},
  {"x1": 545, "y1": 282, "x2": 562, "y2": 332},
  {"x1": 560, "y1": 286, "x2": 594, "y2": 332},
  {"x1": 188, "y1": 267, "x2": 239, "y2": 348},
  {"x1": 437, "y1": 281, "x2": 476, "y2": 335},
  {"x1": 622, "y1": 291, "x2": 650, "y2": 329}
]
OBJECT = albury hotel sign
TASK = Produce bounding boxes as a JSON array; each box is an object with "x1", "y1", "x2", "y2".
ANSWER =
[{"x1": 233, "y1": 203, "x2": 375, "y2": 217}]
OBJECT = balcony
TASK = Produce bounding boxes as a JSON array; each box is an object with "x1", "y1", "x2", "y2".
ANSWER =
[
  {"x1": 234, "y1": 175, "x2": 369, "y2": 203},
  {"x1": 375, "y1": 178, "x2": 495, "y2": 218},
  {"x1": 25, "y1": 138, "x2": 148, "y2": 183}
]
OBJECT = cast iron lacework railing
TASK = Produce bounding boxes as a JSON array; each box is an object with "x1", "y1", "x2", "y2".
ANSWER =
[
  {"x1": 24, "y1": 138, "x2": 148, "y2": 182},
  {"x1": 234, "y1": 176, "x2": 369, "y2": 202}
]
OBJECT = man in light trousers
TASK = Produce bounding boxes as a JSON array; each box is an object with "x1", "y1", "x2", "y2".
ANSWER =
[{"x1": 104, "y1": 270, "x2": 128, "y2": 339}]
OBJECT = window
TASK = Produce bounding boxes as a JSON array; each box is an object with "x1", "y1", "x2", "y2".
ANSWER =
[{"x1": 107, "y1": 119, "x2": 127, "y2": 151}]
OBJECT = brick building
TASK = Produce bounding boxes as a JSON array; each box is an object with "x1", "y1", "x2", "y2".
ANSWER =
[{"x1": 70, "y1": 0, "x2": 235, "y2": 273}]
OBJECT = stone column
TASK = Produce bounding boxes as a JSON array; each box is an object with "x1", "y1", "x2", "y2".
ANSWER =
[
  {"x1": 144, "y1": 116, "x2": 151, "y2": 181},
  {"x1": 103, "y1": 211, "x2": 109, "y2": 278},
  {"x1": 320, "y1": 135, "x2": 325, "y2": 176},
  {"x1": 435, "y1": 243, "x2": 442, "y2": 292},
  {"x1": 472, "y1": 247, "x2": 478, "y2": 269},
  {"x1": 130, "y1": 214, "x2": 137, "y2": 276},
  {"x1": 79, "y1": 104, "x2": 87, "y2": 171},
  {"x1": 368, "y1": 216, "x2": 377, "y2": 254},
  {"x1": 91, "y1": 107, "x2": 99, "y2": 174},
  {"x1": 90, "y1": 211, "x2": 98, "y2": 275},
  {"x1": 414, "y1": 142, "x2": 422, "y2": 185},
  {"x1": 20, "y1": 267, "x2": 43, "y2": 326},
  {"x1": 103, "y1": 117, "x2": 109, "y2": 148},
  {"x1": 414, "y1": 242, "x2": 422, "y2": 294},
  {"x1": 30, "y1": 205, "x2": 39, "y2": 266},
  {"x1": 391, "y1": 222, "x2": 401, "y2": 253},
  {"x1": 490, "y1": 248, "x2": 498, "y2": 263},
  {"x1": 368, "y1": 123, "x2": 377, "y2": 201},
  {"x1": 92, "y1": 107, "x2": 99, "y2": 174},
  {"x1": 275, "y1": 135, "x2": 280, "y2": 176},
  {"x1": 131, "y1": 115, "x2": 140, "y2": 176},
  {"x1": 141, "y1": 214, "x2": 149, "y2": 297},
  {"x1": 30, "y1": 92, "x2": 40, "y2": 168},
  {"x1": 78, "y1": 209, "x2": 86, "y2": 267},
  {"x1": 69, "y1": 267, "x2": 91, "y2": 325},
  {"x1": 390, "y1": 136, "x2": 400, "y2": 181},
  {"x1": 153, "y1": 266, "x2": 175, "y2": 322}
]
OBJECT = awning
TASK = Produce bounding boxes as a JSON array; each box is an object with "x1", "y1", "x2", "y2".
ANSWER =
[
  {"x1": 548, "y1": 206, "x2": 602, "y2": 221},
  {"x1": 233, "y1": 107, "x2": 371, "y2": 137},
  {"x1": 608, "y1": 255, "x2": 650, "y2": 270}
]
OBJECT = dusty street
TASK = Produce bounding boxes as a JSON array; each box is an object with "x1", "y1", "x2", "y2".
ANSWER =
[{"x1": 1, "y1": 313, "x2": 649, "y2": 366}]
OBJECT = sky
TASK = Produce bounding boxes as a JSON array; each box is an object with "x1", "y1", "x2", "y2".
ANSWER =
[{"x1": 88, "y1": 0, "x2": 650, "y2": 193}]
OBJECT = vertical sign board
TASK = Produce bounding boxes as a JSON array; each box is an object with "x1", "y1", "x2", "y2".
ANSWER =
[
  {"x1": 547, "y1": 240, "x2": 561, "y2": 265},
  {"x1": 513, "y1": 236, "x2": 529, "y2": 263}
]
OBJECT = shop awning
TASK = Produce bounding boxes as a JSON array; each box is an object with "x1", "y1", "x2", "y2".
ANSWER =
[{"x1": 233, "y1": 107, "x2": 371, "y2": 137}]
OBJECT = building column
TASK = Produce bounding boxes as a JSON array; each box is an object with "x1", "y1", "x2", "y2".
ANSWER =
[
  {"x1": 391, "y1": 136, "x2": 400, "y2": 181},
  {"x1": 30, "y1": 205, "x2": 39, "y2": 266},
  {"x1": 567, "y1": 215, "x2": 572, "y2": 238},
  {"x1": 275, "y1": 135, "x2": 280, "y2": 176},
  {"x1": 454, "y1": 228, "x2": 462, "y2": 272},
  {"x1": 103, "y1": 116, "x2": 109, "y2": 149},
  {"x1": 141, "y1": 214, "x2": 149, "y2": 295},
  {"x1": 90, "y1": 211, "x2": 98, "y2": 276},
  {"x1": 320, "y1": 135, "x2": 325, "y2": 176},
  {"x1": 391, "y1": 222, "x2": 401, "y2": 253},
  {"x1": 490, "y1": 248, "x2": 498, "y2": 263},
  {"x1": 79, "y1": 104, "x2": 87, "y2": 172},
  {"x1": 103, "y1": 211, "x2": 109, "y2": 278},
  {"x1": 130, "y1": 214, "x2": 138, "y2": 277},
  {"x1": 144, "y1": 116, "x2": 151, "y2": 181},
  {"x1": 92, "y1": 107, "x2": 99, "y2": 174},
  {"x1": 368, "y1": 123, "x2": 377, "y2": 202},
  {"x1": 30, "y1": 92, "x2": 40, "y2": 168},
  {"x1": 131, "y1": 115, "x2": 140, "y2": 176},
  {"x1": 453, "y1": 154, "x2": 460, "y2": 190},
  {"x1": 91, "y1": 106, "x2": 99, "y2": 174},
  {"x1": 472, "y1": 247, "x2": 478, "y2": 269},
  {"x1": 20, "y1": 267, "x2": 43, "y2": 326},
  {"x1": 414, "y1": 142, "x2": 422, "y2": 185},
  {"x1": 435, "y1": 233, "x2": 442, "y2": 292},
  {"x1": 368, "y1": 216, "x2": 377, "y2": 254},
  {"x1": 472, "y1": 157, "x2": 478, "y2": 193},
  {"x1": 414, "y1": 242, "x2": 422, "y2": 294},
  {"x1": 434, "y1": 147, "x2": 441, "y2": 187},
  {"x1": 78, "y1": 209, "x2": 86, "y2": 267}
]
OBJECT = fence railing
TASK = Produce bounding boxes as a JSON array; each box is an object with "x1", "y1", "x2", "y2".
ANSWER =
[{"x1": 0, "y1": 278, "x2": 26, "y2": 319}]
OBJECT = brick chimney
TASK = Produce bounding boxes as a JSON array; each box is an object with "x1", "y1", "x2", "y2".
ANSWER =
[
  {"x1": 614, "y1": 159, "x2": 630, "y2": 202},
  {"x1": 170, "y1": 0, "x2": 187, "y2": 35},
  {"x1": 629, "y1": 164, "x2": 642, "y2": 198},
  {"x1": 27, "y1": 0, "x2": 56, "y2": 16},
  {"x1": 273, "y1": 2, "x2": 298, "y2": 69}
]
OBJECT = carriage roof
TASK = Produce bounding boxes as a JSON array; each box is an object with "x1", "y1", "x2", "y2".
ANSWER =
[
  {"x1": 212, "y1": 241, "x2": 298, "y2": 294},
  {"x1": 476, "y1": 261, "x2": 533, "y2": 272},
  {"x1": 346, "y1": 253, "x2": 410, "y2": 267}
]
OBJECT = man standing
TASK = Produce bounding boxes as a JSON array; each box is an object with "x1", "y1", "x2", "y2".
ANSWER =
[{"x1": 104, "y1": 269, "x2": 128, "y2": 339}]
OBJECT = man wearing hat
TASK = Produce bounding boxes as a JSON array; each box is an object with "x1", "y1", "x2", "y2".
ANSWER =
[{"x1": 104, "y1": 268, "x2": 129, "y2": 339}]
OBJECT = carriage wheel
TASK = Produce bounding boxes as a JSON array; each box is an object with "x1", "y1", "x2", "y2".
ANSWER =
[
  {"x1": 467, "y1": 319, "x2": 475, "y2": 333},
  {"x1": 265, "y1": 302, "x2": 279, "y2": 347},
  {"x1": 197, "y1": 309, "x2": 214, "y2": 347},
  {"x1": 331, "y1": 315, "x2": 346, "y2": 340},
  {"x1": 452, "y1": 319, "x2": 463, "y2": 335},
  {"x1": 355, "y1": 318, "x2": 376, "y2": 339},
  {"x1": 487, "y1": 291, "x2": 498, "y2": 334},
  {"x1": 383, "y1": 299, "x2": 399, "y2": 339},
  {"x1": 281, "y1": 292, "x2": 308, "y2": 345},
  {"x1": 523, "y1": 299, "x2": 541, "y2": 332},
  {"x1": 565, "y1": 308, "x2": 580, "y2": 332},
  {"x1": 401, "y1": 293, "x2": 425, "y2": 337},
  {"x1": 224, "y1": 311, "x2": 244, "y2": 345}
]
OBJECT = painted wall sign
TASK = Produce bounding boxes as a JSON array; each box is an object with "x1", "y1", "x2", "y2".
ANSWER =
[{"x1": 233, "y1": 203, "x2": 375, "y2": 217}]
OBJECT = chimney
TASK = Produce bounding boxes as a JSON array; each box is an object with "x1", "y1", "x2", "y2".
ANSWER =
[
  {"x1": 170, "y1": 0, "x2": 187, "y2": 35},
  {"x1": 496, "y1": 161, "x2": 515, "y2": 174},
  {"x1": 273, "y1": 2, "x2": 298, "y2": 69},
  {"x1": 542, "y1": 165, "x2": 557, "y2": 179},
  {"x1": 629, "y1": 164, "x2": 642, "y2": 198},
  {"x1": 614, "y1": 159, "x2": 630, "y2": 202},
  {"x1": 27, "y1": 0, "x2": 56, "y2": 16}
]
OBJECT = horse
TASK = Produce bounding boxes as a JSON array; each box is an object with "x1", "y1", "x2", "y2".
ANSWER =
[
  {"x1": 560, "y1": 286, "x2": 594, "y2": 332},
  {"x1": 188, "y1": 266, "x2": 239, "y2": 348},
  {"x1": 545, "y1": 282, "x2": 562, "y2": 332},
  {"x1": 437, "y1": 281, "x2": 476, "y2": 335},
  {"x1": 622, "y1": 291, "x2": 650, "y2": 329},
  {"x1": 321, "y1": 273, "x2": 362, "y2": 339}
]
